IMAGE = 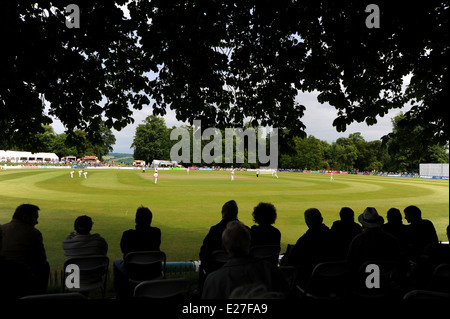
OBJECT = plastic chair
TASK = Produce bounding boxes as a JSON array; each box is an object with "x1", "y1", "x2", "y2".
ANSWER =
[
  {"x1": 352, "y1": 260, "x2": 400, "y2": 299},
  {"x1": 250, "y1": 245, "x2": 281, "y2": 265},
  {"x1": 21, "y1": 292, "x2": 88, "y2": 299},
  {"x1": 403, "y1": 289, "x2": 450, "y2": 300},
  {"x1": 211, "y1": 249, "x2": 228, "y2": 263},
  {"x1": 124, "y1": 251, "x2": 166, "y2": 293},
  {"x1": 133, "y1": 278, "x2": 190, "y2": 299},
  {"x1": 297, "y1": 261, "x2": 351, "y2": 299},
  {"x1": 429, "y1": 263, "x2": 449, "y2": 292},
  {"x1": 278, "y1": 266, "x2": 299, "y2": 298},
  {"x1": 63, "y1": 255, "x2": 109, "y2": 298}
]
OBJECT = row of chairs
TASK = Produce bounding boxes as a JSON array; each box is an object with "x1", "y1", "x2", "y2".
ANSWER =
[
  {"x1": 20, "y1": 244, "x2": 449, "y2": 300},
  {"x1": 296, "y1": 260, "x2": 449, "y2": 300},
  {"x1": 21, "y1": 278, "x2": 191, "y2": 300},
  {"x1": 208, "y1": 245, "x2": 449, "y2": 300},
  {"x1": 22, "y1": 250, "x2": 191, "y2": 299}
]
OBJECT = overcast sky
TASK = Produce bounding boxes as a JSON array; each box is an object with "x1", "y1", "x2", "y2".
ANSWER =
[{"x1": 49, "y1": 88, "x2": 411, "y2": 154}]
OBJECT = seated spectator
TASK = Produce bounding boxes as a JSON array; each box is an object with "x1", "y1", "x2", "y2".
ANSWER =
[
  {"x1": 113, "y1": 206, "x2": 161, "y2": 299},
  {"x1": 347, "y1": 207, "x2": 408, "y2": 295},
  {"x1": 330, "y1": 207, "x2": 362, "y2": 259},
  {"x1": 381, "y1": 208, "x2": 409, "y2": 254},
  {"x1": 280, "y1": 208, "x2": 336, "y2": 287},
  {"x1": 198, "y1": 200, "x2": 241, "y2": 293},
  {"x1": 403, "y1": 205, "x2": 439, "y2": 261},
  {"x1": 347, "y1": 207, "x2": 403, "y2": 267},
  {"x1": 119, "y1": 206, "x2": 161, "y2": 256},
  {"x1": 201, "y1": 221, "x2": 287, "y2": 299},
  {"x1": 0, "y1": 204, "x2": 50, "y2": 293},
  {"x1": 0, "y1": 224, "x2": 37, "y2": 299},
  {"x1": 250, "y1": 202, "x2": 281, "y2": 247},
  {"x1": 62, "y1": 215, "x2": 108, "y2": 259},
  {"x1": 410, "y1": 225, "x2": 449, "y2": 289}
]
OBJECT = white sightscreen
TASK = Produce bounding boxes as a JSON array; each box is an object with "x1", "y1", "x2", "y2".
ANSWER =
[{"x1": 419, "y1": 163, "x2": 449, "y2": 177}]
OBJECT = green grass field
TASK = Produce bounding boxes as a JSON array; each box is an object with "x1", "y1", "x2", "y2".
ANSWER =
[{"x1": 0, "y1": 168, "x2": 448, "y2": 273}]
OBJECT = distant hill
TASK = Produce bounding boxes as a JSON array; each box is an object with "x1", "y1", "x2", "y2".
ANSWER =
[{"x1": 104, "y1": 153, "x2": 134, "y2": 165}]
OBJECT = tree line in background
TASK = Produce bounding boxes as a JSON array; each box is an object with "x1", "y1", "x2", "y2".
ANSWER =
[
  {"x1": 3, "y1": 113, "x2": 447, "y2": 172},
  {"x1": 0, "y1": 123, "x2": 116, "y2": 161},
  {"x1": 132, "y1": 115, "x2": 449, "y2": 173}
]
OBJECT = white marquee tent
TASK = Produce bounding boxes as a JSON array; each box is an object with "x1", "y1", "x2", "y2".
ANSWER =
[{"x1": 0, "y1": 150, "x2": 59, "y2": 163}]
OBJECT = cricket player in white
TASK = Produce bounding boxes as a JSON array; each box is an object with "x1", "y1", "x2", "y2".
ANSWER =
[
  {"x1": 330, "y1": 172, "x2": 334, "y2": 181},
  {"x1": 231, "y1": 168, "x2": 235, "y2": 181},
  {"x1": 70, "y1": 170, "x2": 75, "y2": 178},
  {"x1": 83, "y1": 171, "x2": 88, "y2": 179},
  {"x1": 154, "y1": 171, "x2": 158, "y2": 184}
]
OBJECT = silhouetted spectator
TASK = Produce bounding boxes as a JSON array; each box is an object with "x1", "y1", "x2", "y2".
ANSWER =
[
  {"x1": 0, "y1": 224, "x2": 37, "y2": 299},
  {"x1": 250, "y1": 202, "x2": 281, "y2": 247},
  {"x1": 347, "y1": 207, "x2": 403, "y2": 268},
  {"x1": 404, "y1": 205, "x2": 438, "y2": 261},
  {"x1": 119, "y1": 206, "x2": 161, "y2": 256},
  {"x1": 198, "y1": 200, "x2": 241, "y2": 293},
  {"x1": 410, "y1": 224, "x2": 449, "y2": 289},
  {"x1": 330, "y1": 207, "x2": 362, "y2": 259},
  {"x1": 0, "y1": 204, "x2": 49, "y2": 293},
  {"x1": 113, "y1": 206, "x2": 161, "y2": 298},
  {"x1": 347, "y1": 207, "x2": 408, "y2": 296},
  {"x1": 201, "y1": 221, "x2": 287, "y2": 299},
  {"x1": 62, "y1": 215, "x2": 108, "y2": 259},
  {"x1": 280, "y1": 208, "x2": 336, "y2": 287},
  {"x1": 382, "y1": 208, "x2": 409, "y2": 254}
]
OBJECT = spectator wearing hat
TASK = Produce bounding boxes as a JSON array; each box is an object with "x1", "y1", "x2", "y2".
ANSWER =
[
  {"x1": 62, "y1": 215, "x2": 108, "y2": 259},
  {"x1": 347, "y1": 207, "x2": 403, "y2": 269}
]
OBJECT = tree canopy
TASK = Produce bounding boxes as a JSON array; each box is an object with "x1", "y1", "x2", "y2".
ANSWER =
[{"x1": 2, "y1": 0, "x2": 448, "y2": 151}]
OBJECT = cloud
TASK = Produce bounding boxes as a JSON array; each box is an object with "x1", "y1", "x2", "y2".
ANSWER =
[
  {"x1": 46, "y1": 87, "x2": 412, "y2": 154},
  {"x1": 298, "y1": 89, "x2": 412, "y2": 144}
]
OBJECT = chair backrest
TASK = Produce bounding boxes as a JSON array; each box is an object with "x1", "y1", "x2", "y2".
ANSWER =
[
  {"x1": 211, "y1": 249, "x2": 228, "y2": 263},
  {"x1": 433, "y1": 263, "x2": 449, "y2": 278},
  {"x1": 303, "y1": 261, "x2": 351, "y2": 299},
  {"x1": 21, "y1": 292, "x2": 88, "y2": 300},
  {"x1": 430, "y1": 263, "x2": 449, "y2": 292},
  {"x1": 403, "y1": 289, "x2": 450, "y2": 300},
  {"x1": 353, "y1": 260, "x2": 400, "y2": 298},
  {"x1": 63, "y1": 255, "x2": 109, "y2": 297},
  {"x1": 358, "y1": 260, "x2": 399, "y2": 278},
  {"x1": 250, "y1": 245, "x2": 281, "y2": 265},
  {"x1": 133, "y1": 278, "x2": 190, "y2": 299},
  {"x1": 124, "y1": 251, "x2": 166, "y2": 281}
]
